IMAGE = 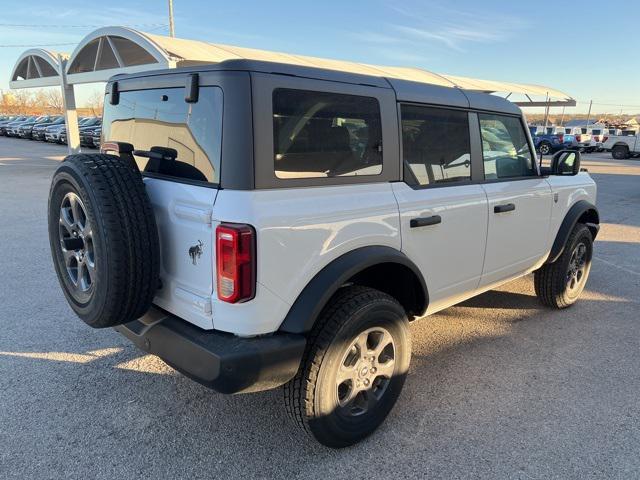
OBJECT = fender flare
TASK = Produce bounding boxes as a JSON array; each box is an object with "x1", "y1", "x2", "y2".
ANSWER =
[
  {"x1": 278, "y1": 246, "x2": 428, "y2": 335},
  {"x1": 547, "y1": 200, "x2": 599, "y2": 264}
]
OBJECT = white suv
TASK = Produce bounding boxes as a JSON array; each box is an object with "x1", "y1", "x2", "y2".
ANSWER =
[{"x1": 47, "y1": 62, "x2": 599, "y2": 448}]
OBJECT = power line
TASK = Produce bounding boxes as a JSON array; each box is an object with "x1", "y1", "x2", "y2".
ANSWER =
[
  {"x1": 0, "y1": 24, "x2": 168, "y2": 48},
  {"x1": 0, "y1": 22, "x2": 168, "y2": 28},
  {"x1": 0, "y1": 42, "x2": 77, "y2": 48}
]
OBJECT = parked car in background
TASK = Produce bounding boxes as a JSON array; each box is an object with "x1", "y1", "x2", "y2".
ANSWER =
[
  {"x1": 51, "y1": 117, "x2": 101, "y2": 144},
  {"x1": 80, "y1": 125, "x2": 101, "y2": 148},
  {"x1": 0, "y1": 115, "x2": 24, "y2": 135},
  {"x1": 32, "y1": 117, "x2": 65, "y2": 141},
  {"x1": 45, "y1": 123, "x2": 67, "y2": 143},
  {"x1": 588, "y1": 127, "x2": 607, "y2": 152},
  {"x1": 562, "y1": 127, "x2": 593, "y2": 152},
  {"x1": 602, "y1": 132, "x2": 640, "y2": 159},
  {"x1": 17, "y1": 116, "x2": 55, "y2": 139},
  {"x1": 90, "y1": 127, "x2": 101, "y2": 148},
  {"x1": 3, "y1": 116, "x2": 34, "y2": 137},
  {"x1": 528, "y1": 126, "x2": 577, "y2": 155}
]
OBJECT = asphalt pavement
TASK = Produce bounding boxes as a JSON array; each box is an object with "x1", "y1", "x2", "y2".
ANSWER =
[{"x1": 1, "y1": 137, "x2": 639, "y2": 479}]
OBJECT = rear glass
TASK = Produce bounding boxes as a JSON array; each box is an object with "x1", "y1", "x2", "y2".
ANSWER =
[{"x1": 102, "y1": 86, "x2": 223, "y2": 184}]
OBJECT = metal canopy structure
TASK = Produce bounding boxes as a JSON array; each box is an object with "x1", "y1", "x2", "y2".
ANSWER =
[
  {"x1": 9, "y1": 26, "x2": 576, "y2": 153},
  {"x1": 9, "y1": 49, "x2": 68, "y2": 89}
]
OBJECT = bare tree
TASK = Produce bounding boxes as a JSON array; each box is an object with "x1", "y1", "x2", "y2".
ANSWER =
[
  {"x1": 86, "y1": 90, "x2": 104, "y2": 117},
  {"x1": 43, "y1": 89, "x2": 64, "y2": 113}
]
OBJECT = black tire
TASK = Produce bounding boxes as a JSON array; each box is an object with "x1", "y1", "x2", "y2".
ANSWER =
[
  {"x1": 612, "y1": 145, "x2": 629, "y2": 160},
  {"x1": 48, "y1": 154, "x2": 160, "y2": 328},
  {"x1": 538, "y1": 141, "x2": 552, "y2": 155},
  {"x1": 284, "y1": 286, "x2": 411, "y2": 448},
  {"x1": 534, "y1": 224, "x2": 593, "y2": 309}
]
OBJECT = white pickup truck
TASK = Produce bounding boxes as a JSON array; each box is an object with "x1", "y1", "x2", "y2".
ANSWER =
[{"x1": 602, "y1": 131, "x2": 640, "y2": 159}]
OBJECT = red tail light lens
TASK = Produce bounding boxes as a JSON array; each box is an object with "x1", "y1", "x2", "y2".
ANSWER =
[
  {"x1": 603, "y1": 136, "x2": 608, "y2": 143},
  {"x1": 216, "y1": 223, "x2": 256, "y2": 303},
  {"x1": 558, "y1": 134, "x2": 564, "y2": 143},
  {"x1": 576, "y1": 134, "x2": 582, "y2": 142}
]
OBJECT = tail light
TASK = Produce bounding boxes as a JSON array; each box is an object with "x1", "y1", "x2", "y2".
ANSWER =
[
  {"x1": 576, "y1": 134, "x2": 582, "y2": 142},
  {"x1": 558, "y1": 134, "x2": 564, "y2": 143},
  {"x1": 603, "y1": 136, "x2": 608, "y2": 143},
  {"x1": 216, "y1": 223, "x2": 256, "y2": 303}
]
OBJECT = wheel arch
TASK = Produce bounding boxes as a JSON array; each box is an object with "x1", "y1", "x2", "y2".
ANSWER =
[
  {"x1": 547, "y1": 200, "x2": 599, "y2": 264},
  {"x1": 278, "y1": 246, "x2": 428, "y2": 335}
]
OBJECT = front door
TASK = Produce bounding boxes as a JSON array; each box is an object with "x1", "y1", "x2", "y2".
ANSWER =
[
  {"x1": 476, "y1": 112, "x2": 553, "y2": 287},
  {"x1": 394, "y1": 105, "x2": 488, "y2": 312}
]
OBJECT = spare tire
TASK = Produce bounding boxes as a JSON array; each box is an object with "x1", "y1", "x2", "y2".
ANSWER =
[{"x1": 48, "y1": 154, "x2": 160, "y2": 328}]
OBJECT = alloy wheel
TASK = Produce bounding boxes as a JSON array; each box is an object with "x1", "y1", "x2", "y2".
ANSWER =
[
  {"x1": 335, "y1": 327, "x2": 396, "y2": 417},
  {"x1": 58, "y1": 192, "x2": 95, "y2": 302}
]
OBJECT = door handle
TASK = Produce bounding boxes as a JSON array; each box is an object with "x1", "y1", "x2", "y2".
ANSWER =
[
  {"x1": 410, "y1": 215, "x2": 442, "y2": 228},
  {"x1": 494, "y1": 203, "x2": 516, "y2": 213}
]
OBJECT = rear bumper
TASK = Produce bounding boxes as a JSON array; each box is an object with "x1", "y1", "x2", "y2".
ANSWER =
[{"x1": 114, "y1": 307, "x2": 306, "y2": 394}]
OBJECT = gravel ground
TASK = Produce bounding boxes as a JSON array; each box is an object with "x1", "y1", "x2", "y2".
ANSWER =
[{"x1": 0, "y1": 137, "x2": 639, "y2": 479}]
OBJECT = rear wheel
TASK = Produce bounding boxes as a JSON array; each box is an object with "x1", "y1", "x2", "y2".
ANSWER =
[
  {"x1": 284, "y1": 286, "x2": 411, "y2": 448},
  {"x1": 612, "y1": 145, "x2": 629, "y2": 159},
  {"x1": 534, "y1": 224, "x2": 593, "y2": 308}
]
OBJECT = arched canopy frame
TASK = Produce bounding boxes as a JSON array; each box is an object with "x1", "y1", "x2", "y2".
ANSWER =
[{"x1": 9, "y1": 49, "x2": 68, "y2": 88}]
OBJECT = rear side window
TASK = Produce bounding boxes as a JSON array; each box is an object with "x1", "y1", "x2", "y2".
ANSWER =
[
  {"x1": 401, "y1": 105, "x2": 471, "y2": 187},
  {"x1": 102, "y1": 86, "x2": 223, "y2": 184},
  {"x1": 272, "y1": 89, "x2": 383, "y2": 179},
  {"x1": 479, "y1": 113, "x2": 536, "y2": 180}
]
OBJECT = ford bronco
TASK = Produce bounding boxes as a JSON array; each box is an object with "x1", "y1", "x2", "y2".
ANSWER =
[{"x1": 48, "y1": 60, "x2": 599, "y2": 448}]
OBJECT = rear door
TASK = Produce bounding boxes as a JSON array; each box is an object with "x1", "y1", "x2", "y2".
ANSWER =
[
  {"x1": 101, "y1": 84, "x2": 224, "y2": 329},
  {"x1": 476, "y1": 113, "x2": 552, "y2": 287},
  {"x1": 393, "y1": 105, "x2": 488, "y2": 312}
]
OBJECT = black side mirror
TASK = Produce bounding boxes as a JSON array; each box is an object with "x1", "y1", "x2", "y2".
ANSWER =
[{"x1": 551, "y1": 150, "x2": 581, "y2": 176}]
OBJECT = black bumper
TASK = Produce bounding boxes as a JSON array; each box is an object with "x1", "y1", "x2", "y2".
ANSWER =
[{"x1": 114, "y1": 307, "x2": 306, "y2": 394}]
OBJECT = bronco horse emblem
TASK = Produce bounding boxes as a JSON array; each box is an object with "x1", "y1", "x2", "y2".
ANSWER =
[{"x1": 188, "y1": 240, "x2": 204, "y2": 265}]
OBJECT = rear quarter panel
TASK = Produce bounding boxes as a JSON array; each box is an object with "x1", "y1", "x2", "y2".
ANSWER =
[{"x1": 211, "y1": 183, "x2": 401, "y2": 335}]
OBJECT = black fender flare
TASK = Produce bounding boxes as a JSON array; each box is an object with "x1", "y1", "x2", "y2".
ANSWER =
[
  {"x1": 278, "y1": 246, "x2": 428, "y2": 335},
  {"x1": 547, "y1": 200, "x2": 599, "y2": 264}
]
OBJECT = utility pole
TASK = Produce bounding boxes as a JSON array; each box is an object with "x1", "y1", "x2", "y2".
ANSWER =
[
  {"x1": 168, "y1": 0, "x2": 175, "y2": 37},
  {"x1": 543, "y1": 92, "x2": 550, "y2": 131},
  {"x1": 559, "y1": 106, "x2": 566, "y2": 126},
  {"x1": 585, "y1": 100, "x2": 593, "y2": 129}
]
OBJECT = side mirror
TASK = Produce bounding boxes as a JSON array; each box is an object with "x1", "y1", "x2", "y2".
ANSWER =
[{"x1": 551, "y1": 150, "x2": 581, "y2": 175}]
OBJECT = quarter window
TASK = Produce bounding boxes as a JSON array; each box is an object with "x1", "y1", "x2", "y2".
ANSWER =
[
  {"x1": 401, "y1": 105, "x2": 471, "y2": 186},
  {"x1": 272, "y1": 89, "x2": 383, "y2": 179},
  {"x1": 479, "y1": 113, "x2": 536, "y2": 179}
]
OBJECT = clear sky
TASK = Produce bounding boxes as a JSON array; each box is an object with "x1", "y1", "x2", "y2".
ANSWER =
[{"x1": 1, "y1": 0, "x2": 638, "y2": 114}]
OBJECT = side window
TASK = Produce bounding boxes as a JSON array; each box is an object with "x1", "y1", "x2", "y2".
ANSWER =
[
  {"x1": 272, "y1": 89, "x2": 382, "y2": 179},
  {"x1": 401, "y1": 105, "x2": 471, "y2": 187},
  {"x1": 479, "y1": 113, "x2": 536, "y2": 180}
]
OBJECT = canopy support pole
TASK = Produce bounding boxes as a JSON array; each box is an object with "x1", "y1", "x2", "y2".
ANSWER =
[{"x1": 58, "y1": 54, "x2": 80, "y2": 155}]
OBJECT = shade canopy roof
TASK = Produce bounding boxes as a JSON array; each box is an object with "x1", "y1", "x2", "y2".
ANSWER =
[
  {"x1": 9, "y1": 26, "x2": 575, "y2": 106},
  {"x1": 9, "y1": 49, "x2": 68, "y2": 88}
]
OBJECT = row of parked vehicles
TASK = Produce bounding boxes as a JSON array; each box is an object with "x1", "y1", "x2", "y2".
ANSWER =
[
  {"x1": 527, "y1": 124, "x2": 623, "y2": 156},
  {"x1": 0, "y1": 115, "x2": 102, "y2": 148}
]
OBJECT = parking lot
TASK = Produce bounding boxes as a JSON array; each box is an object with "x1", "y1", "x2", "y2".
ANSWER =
[{"x1": 0, "y1": 137, "x2": 638, "y2": 479}]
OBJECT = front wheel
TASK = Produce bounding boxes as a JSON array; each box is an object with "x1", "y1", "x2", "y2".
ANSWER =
[
  {"x1": 534, "y1": 224, "x2": 593, "y2": 308},
  {"x1": 538, "y1": 142, "x2": 552, "y2": 155},
  {"x1": 284, "y1": 286, "x2": 411, "y2": 448}
]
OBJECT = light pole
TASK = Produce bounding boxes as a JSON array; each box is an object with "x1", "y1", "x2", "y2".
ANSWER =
[{"x1": 168, "y1": 0, "x2": 175, "y2": 37}]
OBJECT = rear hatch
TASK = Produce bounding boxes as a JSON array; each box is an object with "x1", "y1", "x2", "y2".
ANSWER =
[{"x1": 101, "y1": 84, "x2": 224, "y2": 329}]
